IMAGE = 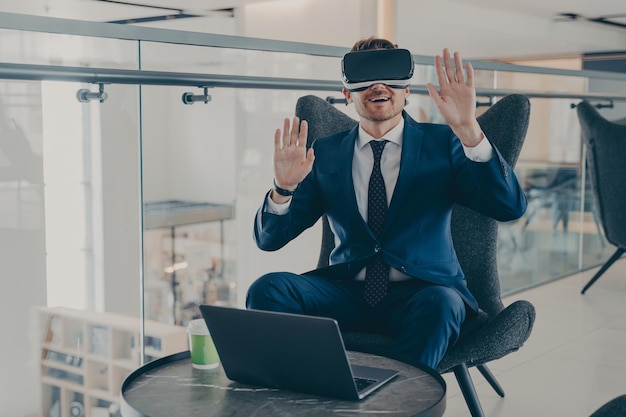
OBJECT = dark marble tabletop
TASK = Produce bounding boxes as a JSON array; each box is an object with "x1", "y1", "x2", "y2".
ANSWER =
[{"x1": 121, "y1": 351, "x2": 446, "y2": 417}]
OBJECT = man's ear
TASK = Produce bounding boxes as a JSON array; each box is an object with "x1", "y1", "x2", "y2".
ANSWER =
[{"x1": 342, "y1": 87, "x2": 353, "y2": 104}]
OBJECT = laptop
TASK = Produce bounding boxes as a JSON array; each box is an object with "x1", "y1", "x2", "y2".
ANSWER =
[{"x1": 199, "y1": 305, "x2": 399, "y2": 400}]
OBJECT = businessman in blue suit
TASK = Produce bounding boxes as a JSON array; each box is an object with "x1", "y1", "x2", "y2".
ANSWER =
[{"x1": 246, "y1": 37, "x2": 527, "y2": 369}]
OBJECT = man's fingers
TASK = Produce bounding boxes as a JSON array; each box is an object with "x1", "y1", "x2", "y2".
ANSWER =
[
  {"x1": 288, "y1": 117, "x2": 300, "y2": 146},
  {"x1": 274, "y1": 128, "x2": 282, "y2": 149},
  {"x1": 298, "y1": 120, "x2": 308, "y2": 147},
  {"x1": 434, "y1": 55, "x2": 448, "y2": 86},
  {"x1": 276, "y1": 117, "x2": 309, "y2": 158},
  {"x1": 454, "y1": 51, "x2": 464, "y2": 84},
  {"x1": 281, "y1": 118, "x2": 290, "y2": 148},
  {"x1": 305, "y1": 147, "x2": 315, "y2": 166},
  {"x1": 465, "y1": 62, "x2": 474, "y2": 87},
  {"x1": 443, "y1": 48, "x2": 455, "y2": 83}
]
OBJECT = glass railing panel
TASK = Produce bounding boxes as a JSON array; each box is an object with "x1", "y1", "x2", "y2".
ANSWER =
[
  {"x1": 233, "y1": 88, "x2": 332, "y2": 306},
  {"x1": 0, "y1": 79, "x2": 46, "y2": 417},
  {"x1": 580, "y1": 77, "x2": 626, "y2": 274},
  {"x1": 0, "y1": 25, "x2": 150, "y2": 417},
  {"x1": 501, "y1": 160, "x2": 583, "y2": 294},
  {"x1": 140, "y1": 84, "x2": 238, "y2": 327},
  {"x1": 577, "y1": 163, "x2": 613, "y2": 273},
  {"x1": 495, "y1": 95, "x2": 608, "y2": 294},
  {"x1": 0, "y1": 78, "x2": 147, "y2": 417},
  {"x1": 139, "y1": 41, "x2": 343, "y2": 81},
  {"x1": 495, "y1": 69, "x2": 588, "y2": 95},
  {"x1": 34, "y1": 80, "x2": 151, "y2": 417},
  {"x1": 0, "y1": 28, "x2": 139, "y2": 69},
  {"x1": 0, "y1": 23, "x2": 146, "y2": 416},
  {"x1": 492, "y1": 66, "x2": 594, "y2": 294}
]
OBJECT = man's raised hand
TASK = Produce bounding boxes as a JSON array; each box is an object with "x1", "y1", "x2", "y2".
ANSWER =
[
  {"x1": 426, "y1": 49, "x2": 483, "y2": 147},
  {"x1": 273, "y1": 117, "x2": 315, "y2": 192}
]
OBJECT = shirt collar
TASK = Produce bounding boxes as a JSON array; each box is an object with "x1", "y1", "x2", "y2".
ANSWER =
[{"x1": 357, "y1": 116, "x2": 404, "y2": 150}]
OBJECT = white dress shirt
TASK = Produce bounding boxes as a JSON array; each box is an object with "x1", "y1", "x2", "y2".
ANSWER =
[{"x1": 266, "y1": 116, "x2": 495, "y2": 280}]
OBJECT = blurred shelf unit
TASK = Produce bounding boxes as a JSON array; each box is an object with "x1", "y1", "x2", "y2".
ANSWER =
[
  {"x1": 39, "y1": 306, "x2": 187, "y2": 417},
  {"x1": 142, "y1": 200, "x2": 234, "y2": 230},
  {"x1": 142, "y1": 199, "x2": 236, "y2": 325}
]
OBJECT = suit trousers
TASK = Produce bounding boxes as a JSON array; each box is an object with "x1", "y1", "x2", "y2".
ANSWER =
[{"x1": 246, "y1": 272, "x2": 466, "y2": 369}]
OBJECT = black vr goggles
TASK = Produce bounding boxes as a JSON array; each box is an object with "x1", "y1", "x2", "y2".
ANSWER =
[{"x1": 341, "y1": 48, "x2": 414, "y2": 92}]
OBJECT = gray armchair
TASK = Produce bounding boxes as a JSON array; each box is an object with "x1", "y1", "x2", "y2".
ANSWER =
[
  {"x1": 590, "y1": 394, "x2": 626, "y2": 417},
  {"x1": 577, "y1": 101, "x2": 626, "y2": 294},
  {"x1": 295, "y1": 94, "x2": 535, "y2": 417}
]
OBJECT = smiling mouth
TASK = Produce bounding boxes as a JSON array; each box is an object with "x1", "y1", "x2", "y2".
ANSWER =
[{"x1": 369, "y1": 97, "x2": 390, "y2": 103}]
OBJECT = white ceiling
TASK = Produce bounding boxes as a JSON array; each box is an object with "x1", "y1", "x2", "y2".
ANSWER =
[
  {"x1": 87, "y1": 0, "x2": 626, "y2": 28},
  {"x1": 8, "y1": 0, "x2": 626, "y2": 59},
  {"x1": 394, "y1": 0, "x2": 626, "y2": 60},
  {"x1": 97, "y1": 0, "x2": 625, "y2": 21},
  {"x1": 451, "y1": 0, "x2": 626, "y2": 20}
]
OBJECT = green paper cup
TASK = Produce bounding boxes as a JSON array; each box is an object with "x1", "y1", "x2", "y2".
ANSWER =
[{"x1": 187, "y1": 319, "x2": 219, "y2": 370}]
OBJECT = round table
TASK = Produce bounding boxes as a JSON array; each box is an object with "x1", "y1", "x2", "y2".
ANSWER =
[{"x1": 121, "y1": 350, "x2": 446, "y2": 417}]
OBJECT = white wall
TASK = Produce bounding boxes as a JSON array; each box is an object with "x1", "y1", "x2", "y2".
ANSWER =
[{"x1": 237, "y1": 0, "x2": 378, "y2": 47}]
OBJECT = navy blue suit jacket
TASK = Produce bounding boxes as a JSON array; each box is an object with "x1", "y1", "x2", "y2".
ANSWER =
[{"x1": 254, "y1": 112, "x2": 527, "y2": 312}]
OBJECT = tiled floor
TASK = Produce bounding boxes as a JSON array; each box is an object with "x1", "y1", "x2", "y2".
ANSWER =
[{"x1": 442, "y1": 257, "x2": 626, "y2": 417}]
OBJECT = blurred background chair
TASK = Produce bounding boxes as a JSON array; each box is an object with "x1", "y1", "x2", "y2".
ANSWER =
[
  {"x1": 296, "y1": 94, "x2": 535, "y2": 417},
  {"x1": 590, "y1": 394, "x2": 626, "y2": 417},
  {"x1": 576, "y1": 101, "x2": 626, "y2": 294},
  {"x1": 523, "y1": 166, "x2": 578, "y2": 232}
]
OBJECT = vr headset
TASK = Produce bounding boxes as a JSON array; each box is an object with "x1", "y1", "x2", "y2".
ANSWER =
[{"x1": 341, "y1": 48, "x2": 414, "y2": 92}]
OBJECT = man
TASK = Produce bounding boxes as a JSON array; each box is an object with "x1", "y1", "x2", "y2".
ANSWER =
[{"x1": 246, "y1": 37, "x2": 527, "y2": 369}]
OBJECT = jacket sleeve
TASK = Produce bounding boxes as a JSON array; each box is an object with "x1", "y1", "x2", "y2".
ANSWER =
[
  {"x1": 253, "y1": 169, "x2": 325, "y2": 252},
  {"x1": 451, "y1": 136, "x2": 527, "y2": 222}
]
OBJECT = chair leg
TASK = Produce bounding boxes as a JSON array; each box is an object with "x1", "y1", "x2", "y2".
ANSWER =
[
  {"x1": 453, "y1": 363, "x2": 486, "y2": 417},
  {"x1": 477, "y1": 364, "x2": 505, "y2": 397},
  {"x1": 581, "y1": 248, "x2": 625, "y2": 294}
]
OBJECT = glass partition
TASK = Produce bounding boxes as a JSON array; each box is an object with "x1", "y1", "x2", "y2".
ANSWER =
[
  {"x1": 0, "y1": 28, "x2": 138, "y2": 68},
  {"x1": 0, "y1": 78, "x2": 47, "y2": 417},
  {"x1": 140, "y1": 84, "x2": 238, "y2": 326},
  {"x1": 493, "y1": 68, "x2": 614, "y2": 293},
  {"x1": 140, "y1": 41, "x2": 342, "y2": 81},
  {"x1": 0, "y1": 25, "x2": 151, "y2": 417},
  {"x1": 1, "y1": 13, "x2": 626, "y2": 417}
]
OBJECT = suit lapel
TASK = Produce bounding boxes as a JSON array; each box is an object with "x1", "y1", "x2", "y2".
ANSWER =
[
  {"x1": 338, "y1": 127, "x2": 363, "y2": 221},
  {"x1": 384, "y1": 116, "x2": 424, "y2": 229}
]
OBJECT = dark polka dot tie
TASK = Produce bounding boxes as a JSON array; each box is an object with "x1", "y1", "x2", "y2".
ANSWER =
[{"x1": 364, "y1": 140, "x2": 390, "y2": 307}]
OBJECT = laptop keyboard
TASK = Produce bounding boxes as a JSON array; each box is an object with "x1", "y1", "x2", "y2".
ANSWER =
[{"x1": 354, "y1": 377, "x2": 377, "y2": 391}]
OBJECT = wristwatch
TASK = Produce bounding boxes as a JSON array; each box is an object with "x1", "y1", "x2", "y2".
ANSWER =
[{"x1": 273, "y1": 178, "x2": 297, "y2": 196}]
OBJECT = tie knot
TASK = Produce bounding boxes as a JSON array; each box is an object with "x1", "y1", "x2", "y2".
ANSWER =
[{"x1": 370, "y1": 140, "x2": 388, "y2": 162}]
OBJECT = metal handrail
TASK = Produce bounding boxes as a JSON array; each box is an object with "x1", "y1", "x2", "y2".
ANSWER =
[
  {"x1": 2, "y1": 11, "x2": 626, "y2": 82},
  {"x1": 0, "y1": 61, "x2": 625, "y2": 103}
]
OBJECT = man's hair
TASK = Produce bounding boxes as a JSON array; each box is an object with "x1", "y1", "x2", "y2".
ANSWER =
[{"x1": 350, "y1": 37, "x2": 397, "y2": 52}]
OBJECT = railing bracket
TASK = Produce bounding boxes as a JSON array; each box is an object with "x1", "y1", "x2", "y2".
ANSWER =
[
  {"x1": 182, "y1": 87, "x2": 212, "y2": 105},
  {"x1": 76, "y1": 83, "x2": 108, "y2": 103}
]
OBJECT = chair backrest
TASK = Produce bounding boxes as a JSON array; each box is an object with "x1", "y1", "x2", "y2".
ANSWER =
[
  {"x1": 295, "y1": 94, "x2": 530, "y2": 317},
  {"x1": 452, "y1": 95, "x2": 529, "y2": 316},
  {"x1": 577, "y1": 101, "x2": 626, "y2": 249},
  {"x1": 295, "y1": 96, "x2": 357, "y2": 268}
]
